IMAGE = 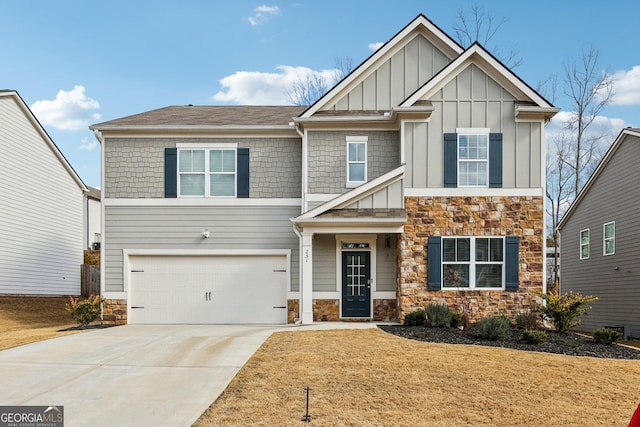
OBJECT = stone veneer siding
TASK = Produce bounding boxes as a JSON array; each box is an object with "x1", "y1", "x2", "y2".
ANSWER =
[
  {"x1": 102, "y1": 299, "x2": 127, "y2": 325},
  {"x1": 307, "y1": 131, "x2": 399, "y2": 194},
  {"x1": 398, "y1": 196, "x2": 544, "y2": 323},
  {"x1": 104, "y1": 137, "x2": 301, "y2": 198}
]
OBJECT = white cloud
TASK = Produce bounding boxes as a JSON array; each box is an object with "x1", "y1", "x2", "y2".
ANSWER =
[
  {"x1": 212, "y1": 65, "x2": 338, "y2": 105},
  {"x1": 248, "y1": 5, "x2": 280, "y2": 26},
  {"x1": 30, "y1": 86, "x2": 101, "y2": 131},
  {"x1": 546, "y1": 111, "x2": 626, "y2": 153},
  {"x1": 611, "y1": 65, "x2": 640, "y2": 105},
  {"x1": 79, "y1": 136, "x2": 98, "y2": 151},
  {"x1": 368, "y1": 42, "x2": 383, "y2": 51}
]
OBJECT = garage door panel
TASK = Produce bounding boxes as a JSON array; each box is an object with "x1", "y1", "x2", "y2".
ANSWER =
[{"x1": 128, "y1": 255, "x2": 287, "y2": 324}]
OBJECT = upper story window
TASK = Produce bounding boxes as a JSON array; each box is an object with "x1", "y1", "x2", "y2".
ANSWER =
[
  {"x1": 603, "y1": 222, "x2": 615, "y2": 256},
  {"x1": 442, "y1": 236, "x2": 504, "y2": 289},
  {"x1": 580, "y1": 229, "x2": 590, "y2": 260},
  {"x1": 458, "y1": 131, "x2": 489, "y2": 187},
  {"x1": 346, "y1": 136, "x2": 367, "y2": 188},
  {"x1": 444, "y1": 129, "x2": 501, "y2": 188},
  {"x1": 178, "y1": 146, "x2": 236, "y2": 197}
]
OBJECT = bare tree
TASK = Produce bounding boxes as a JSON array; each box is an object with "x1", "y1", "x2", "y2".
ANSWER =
[
  {"x1": 287, "y1": 56, "x2": 353, "y2": 106},
  {"x1": 452, "y1": 3, "x2": 522, "y2": 68},
  {"x1": 563, "y1": 45, "x2": 614, "y2": 197}
]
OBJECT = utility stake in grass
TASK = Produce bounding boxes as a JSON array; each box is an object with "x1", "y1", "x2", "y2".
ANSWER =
[{"x1": 301, "y1": 386, "x2": 311, "y2": 422}]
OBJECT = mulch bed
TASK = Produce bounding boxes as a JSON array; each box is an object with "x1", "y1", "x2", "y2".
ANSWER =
[{"x1": 379, "y1": 325, "x2": 640, "y2": 360}]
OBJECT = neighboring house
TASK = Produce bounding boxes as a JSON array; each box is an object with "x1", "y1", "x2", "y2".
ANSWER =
[
  {"x1": 91, "y1": 14, "x2": 557, "y2": 325},
  {"x1": 558, "y1": 128, "x2": 640, "y2": 338},
  {"x1": 85, "y1": 186, "x2": 101, "y2": 250},
  {"x1": 0, "y1": 90, "x2": 88, "y2": 295}
]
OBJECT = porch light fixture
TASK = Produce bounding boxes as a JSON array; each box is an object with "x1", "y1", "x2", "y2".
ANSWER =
[{"x1": 202, "y1": 229, "x2": 210, "y2": 239}]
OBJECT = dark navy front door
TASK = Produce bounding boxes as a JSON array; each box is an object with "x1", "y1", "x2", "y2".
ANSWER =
[{"x1": 342, "y1": 251, "x2": 371, "y2": 318}]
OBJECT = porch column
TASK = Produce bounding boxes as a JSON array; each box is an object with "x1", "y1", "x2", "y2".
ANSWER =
[{"x1": 301, "y1": 231, "x2": 314, "y2": 324}]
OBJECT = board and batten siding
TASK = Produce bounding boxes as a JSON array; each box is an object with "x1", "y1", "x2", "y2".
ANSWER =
[
  {"x1": 104, "y1": 137, "x2": 301, "y2": 199},
  {"x1": 343, "y1": 180, "x2": 404, "y2": 209},
  {"x1": 0, "y1": 95, "x2": 83, "y2": 295},
  {"x1": 331, "y1": 34, "x2": 452, "y2": 111},
  {"x1": 104, "y1": 205, "x2": 300, "y2": 293},
  {"x1": 560, "y1": 133, "x2": 640, "y2": 337},
  {"x1": 404, "y1": 64, "x2": 543, "y2": 189}
]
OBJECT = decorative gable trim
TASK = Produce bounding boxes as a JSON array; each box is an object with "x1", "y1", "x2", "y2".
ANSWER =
[
  {"x1": 295, "y1": 164, "x2": 405, "y2": 220},
  {"x1": 299, "y1": 14, "x2": 463, "y2": 118},
  {"x1": 401, "y1": 43, "x2": 558, "y2": 120}
]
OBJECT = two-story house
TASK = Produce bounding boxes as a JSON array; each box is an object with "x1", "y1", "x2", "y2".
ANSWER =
[{"x1": 91, "y1": 14, "x2": 557, "y2": 325}]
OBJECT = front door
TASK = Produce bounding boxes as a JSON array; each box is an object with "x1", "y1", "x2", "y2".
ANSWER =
[{"x1": 342, "y1": 251, "x2": 371, "y2": 318}]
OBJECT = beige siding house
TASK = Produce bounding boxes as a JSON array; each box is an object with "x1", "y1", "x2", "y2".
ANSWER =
[
  {"x1": 92, "y1": 14, "x2": 557, "y2": 325},
  {"x1": 0, "y1": 90, "x2": 87, "y2": 295}
]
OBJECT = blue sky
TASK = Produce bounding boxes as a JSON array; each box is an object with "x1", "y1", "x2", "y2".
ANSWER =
[{"x1": 2, "y1": 1, "x2": 639, "y2": 188}]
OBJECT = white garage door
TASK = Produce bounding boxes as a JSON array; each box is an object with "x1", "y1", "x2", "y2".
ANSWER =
[{"x1": 128, "y1": 254, "x2": 288, "y2": 324}]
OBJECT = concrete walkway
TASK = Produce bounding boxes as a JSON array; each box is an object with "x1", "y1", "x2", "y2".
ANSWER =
[{"x1": 0, "y1": 323, "x2": 381, "y2": 426}]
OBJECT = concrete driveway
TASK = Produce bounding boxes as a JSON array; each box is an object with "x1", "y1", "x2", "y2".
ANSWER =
[{"x1": 0, "y1": 324, "x2": 284, "y2": 426}]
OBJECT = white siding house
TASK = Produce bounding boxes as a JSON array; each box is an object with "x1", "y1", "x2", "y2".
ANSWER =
[{"x1": 0, "y1": 90, "x2": 87, "y2": 295}]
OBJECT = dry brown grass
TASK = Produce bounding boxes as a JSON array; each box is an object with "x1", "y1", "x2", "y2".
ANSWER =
[
  {"x1": 195, "y1": 328, "x2": 640, "y2": 427},
  {"x1": 0, "y1": 296, "x2": 81, "y2": 350}
]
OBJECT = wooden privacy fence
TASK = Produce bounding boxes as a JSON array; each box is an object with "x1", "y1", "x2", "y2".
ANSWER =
[{"x1": 81, "y1": 264, "x2": 100, "y2": 297}]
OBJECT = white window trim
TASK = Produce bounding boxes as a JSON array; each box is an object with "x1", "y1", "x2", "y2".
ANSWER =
[
  {"x1": 441, "y1": 236, "x2": 505, "y2": 290},
  {"x1": 455, "y1": 128, "x2": 490, "y2": 188},
  {"x1": 177, "y1": 144, "x2": 238, "y2": 198},
  {"x1": 603, "y1": 221, "x2": 615, "y2": 256},
  {"x1": 580, "y1": 228, "x2": 590, "y2": 260},
  {"x1": 346, "y1": 136, "x2": 367, "y2": 188}
]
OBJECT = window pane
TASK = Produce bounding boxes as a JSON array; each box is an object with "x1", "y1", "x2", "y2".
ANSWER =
[
  {"x1": 210, "y1": 174, "x2": 235, "y2": 196},
  {"x1": 605, "y1": 239, "x2": 615, "y2": 254},
  {"x1": 490, "y1": 238, "x2": 503, "y2": 262},
  {"x1": 179, "y1": 150, "x2": 205, "y2": 172},
  {"x1": 581, "y1": 230, "x2": 589, "y2": 244},
  {"x1": 459, "y1": 162, "x2": 487, "y2": 186},
  {"x1": 459, "y1": 135, "x2": 487, "y2": 160},
  {"x1": 443, "y1": 264, "x2": 469, "y2": 287},
  {"x1": 457, "y1": 238, "x2": 470, "y2": 262},
  {"x1": 443, "y1": 239, "x2": 456, "y2": 262},
  {"x1": 604, "y1": 223, "x2": 615, "y2": 239},
  {"x1": 349, "y1": 143, "x2": 365, "y2": 162},
  {"x1": 476, "y1": 238, "x2": 489, "y2": 262},
  {"x1": 210, "y1": 150, "x2": 236, "y2": 173},
  {"x1": 581, "y1": 245, "x2": 589, "y2": 258},
  {"x1": 476, "y1": 265, "x2": 502, "y2": 288},
  {"x1": 349, "y1": 163, "x2": 365, "y2": 182},
  {"x1": 180, "y1": 174, "x2": 205, "y2": 195}
]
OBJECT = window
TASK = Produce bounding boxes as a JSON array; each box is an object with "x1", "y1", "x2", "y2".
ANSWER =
[
  {"x1": 580, "y1": 229, "x2": 589, "y2": 260},
  {"x1": 178, "y1": 148, "x2": 236, "y2": 197},
  {"x1": 458, "y1": 132, "x2": 489, "y2": 186},
  {"x1": 442, "y1": 237, "x2": 504, "y2": 289},
  {"x1": 346, "y1": 136, "x2": 367, "y2": 187},
  {"x1": 603, "y1": 222, "x2": 615, "y2": 256}
]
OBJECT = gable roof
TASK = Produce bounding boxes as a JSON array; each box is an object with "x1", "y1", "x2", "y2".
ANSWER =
[
  {"x1": 0, "y1": 90, "x2": 87, "y2": 192},
  {"x1": 401, "y1": 42, "x2": 558, "y2": 119},
  {"x1": 558, "y1": 127, "x2": 640, "y2": 230},
  {"x1": 299, "y1": 14, "x2": 463, "y2": 118},
  {"x1": 91, "y1": 105, "x2": 307, "y2": 131}
]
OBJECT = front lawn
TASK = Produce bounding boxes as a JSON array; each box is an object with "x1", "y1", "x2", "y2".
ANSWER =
[{"x1": 195, "y1": 328, "x2": 640, "y2": 426}]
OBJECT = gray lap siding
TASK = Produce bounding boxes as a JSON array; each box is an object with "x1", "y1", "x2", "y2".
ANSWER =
[{"x1": 103, "y1": 205, "x2": 301, "y2": 293}]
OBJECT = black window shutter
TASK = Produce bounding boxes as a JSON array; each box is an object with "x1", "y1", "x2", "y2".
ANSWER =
[
  {"x1": 164, "y1": 147, "x2": 177, "y2": 198},
  {"x1": 505, "y1": 236, "x2": 520, "y2": 291},
  {"x1": 489, "y1": 133, "x2": 503, "y2": 188},
  {"x1": 237, "y1": 148, "x2": 250, "y2": 198},
  {"x1": 443, "y1": 133, "x2": 457, "y2": 188},
  {"x1": 427, "y1": 236, "x2": 442, "y2": 291}
]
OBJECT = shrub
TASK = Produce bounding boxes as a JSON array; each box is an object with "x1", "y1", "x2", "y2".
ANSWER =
[
  {"x1": 450, "y1": 310, "x2": 466, "y2": 328},
  {"x1": 515, "y1": 311, "x2": 539, "y2": 330},
  {"x1": 477, "y1": 315, "x2": 512, "y2": 341},
  {"x1": 66, "y1": 295, "x2": 104, "y2": 328},
  {"x1": 593, "y1": 328, "x2": 623, "y2": 345},
  {"x1": 425, "y1": 303, "x2": 452, "y2": 328},
  {"x1": 521, "y1": 330, "x2": 548, "y2": 344},
  {"x1": 403, "y1": 309, "x2": 426, "y2": 326},
  {"x1": 534, "y1": 290, "x2": 598, "y2": 333}
]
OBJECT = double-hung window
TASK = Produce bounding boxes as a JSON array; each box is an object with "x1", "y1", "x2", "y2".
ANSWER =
[
  {"x1": 603, "y1": 222, "x2": 615, "y2": 256},
  {"x1": 178, "y1": 147, "x2": 236, "y2": 197},
  {"x1": 580, "y1": 229, "x2": 590, "y2": 259},
  {"x1": 442, "y1": 237, "x2": 504, "y2": 289},
  {"x1": 346, "y1": 136, "x2": 367, "y2": 187},
  {"x1": 458, "y1": 131, "x2": 489, "y2": 187}
]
